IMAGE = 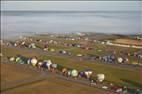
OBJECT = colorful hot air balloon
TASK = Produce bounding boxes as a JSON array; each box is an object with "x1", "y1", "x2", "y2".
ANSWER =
[
  {"x1": 42, "y1": 60, "x2": 52, "y2": 70},
  {"x1": 84, "y1": 69, "x2": 93, "y2": 79}
]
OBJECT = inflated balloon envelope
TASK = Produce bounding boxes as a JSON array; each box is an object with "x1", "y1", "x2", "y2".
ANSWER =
[
  {"x1": 9, "y1": 57, "x2": 15, "y2": 62},
  {"x1": 97, "y1": 74, "x2": 105, "y2": 82},
  {"x1": 31, "y1": 58, "x2": 38, "y2": 66},
  {"x1": 62, "y1": 68, "x2": 67, "y2": 73},
  {"x1": 51, "y1": 64, "x2": 57, "y2": 68},
  {"x1": 15, "y1": 57, "x2": 22, "y2": 63},
  {"x1": 117, "y1": 57, "x2": 123, "y2": 63},
  {"x1": 43, "y1": 60, "x2": 52, "y2": 70},
  {"x1": 71, "y1": 69, "x2": 78, "y2": 77}
]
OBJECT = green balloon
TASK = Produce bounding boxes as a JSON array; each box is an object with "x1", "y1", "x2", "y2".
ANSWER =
[
  {"x1": 16, "y1": 57, "x2": 21, "y2": 63},
  {"x1": 71, "y1": 69, "x2": 78, "y2": 77}
]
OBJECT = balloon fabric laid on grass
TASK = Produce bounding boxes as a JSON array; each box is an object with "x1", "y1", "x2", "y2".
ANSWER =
[
  {"x1": 71, "y1": 69, "x2": 78, "y2": 77},
  {"x1": 97, "y1": 74, "x2": 105, "y2": 82}
]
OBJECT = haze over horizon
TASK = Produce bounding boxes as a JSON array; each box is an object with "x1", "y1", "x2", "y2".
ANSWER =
[
  {"x1": 1, "y1": 1, "x2": 142, "y2": 11},
  {"x1": 1, "y1": 1, "x2": 142, "y2": 39}
]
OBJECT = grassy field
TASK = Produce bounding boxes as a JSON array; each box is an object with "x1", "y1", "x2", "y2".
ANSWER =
[
  {"x1": 1, "y1": 63, "x2": 115, "y2": 94},
  {"x1": 1, "y1": 45, "x2": 142, "y2": 89}
]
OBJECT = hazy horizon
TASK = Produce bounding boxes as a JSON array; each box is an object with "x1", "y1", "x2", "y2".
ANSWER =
[
  {"x1": 1, "y1": 1, "x2": 141, "y2": 39},
  {"x1": 1, "y1": 1, "x2": 141, "y2": 11}
]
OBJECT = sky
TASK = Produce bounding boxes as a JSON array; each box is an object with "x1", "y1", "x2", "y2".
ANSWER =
[{"x1": 1, "y1": 1, "x2": 142, "y2": 11}]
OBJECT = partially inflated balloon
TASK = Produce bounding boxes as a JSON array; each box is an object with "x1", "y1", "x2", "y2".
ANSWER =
[
  {"x1": 97, "y1": 74, "x2": 105, "y2": 82},
  {"x1": 71, "y1": 69, "x2": 78, "y2": 77},
  {"x1": 9, "y1": 57, "x2": 15, "y2": 62},
  {"x1": 31, "y1": 58, "x2": 38, "y2": 66}
]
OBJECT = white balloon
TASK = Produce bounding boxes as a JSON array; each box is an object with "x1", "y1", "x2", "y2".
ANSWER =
[
  {"x1": 117, "y1": 57, "x2": 123, "y2": 63},
  {"x1": 27, "y1": 59, "x2": 31, "y2": 65},
  {"x1": 31, "y1": 58, "x2": 38, "y2": 66},
  {"x1": 10, "y1": 57, "x2": 15, "y2": 62},
  {"x1": 84, "y1": 71, "x2": 93, "y2": 78},
  {"x1": 97, "y1": 74, "x2": 105, "y2": 82},
  {"x1": 71, "y1": 69, "x2": 78, "y2": 77},
  {"x1": 51, "y1": 64, "x2": 57, "y2": 68},
  {"x1": 38, "y1": 62, "x2": 43, "y2": 66}
]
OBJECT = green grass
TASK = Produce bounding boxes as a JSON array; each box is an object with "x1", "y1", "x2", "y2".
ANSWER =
[
  {"x1": 2, "y1": 46, "x2": 142, "y2": 89},
  {"x1": 40, "y1": 55, "x2": 142, "y2": 89}
]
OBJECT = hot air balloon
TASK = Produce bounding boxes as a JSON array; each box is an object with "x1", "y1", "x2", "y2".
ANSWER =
[
  {"x1": 50, "y1": 63, "x2": 58, "y2": 72},
  {"x1": 71, "y1": 69, "x2": 78, "y2": 77},
  {"x1": 42, "y1": 60, "x2": 52, "y2": 70},
  {"x1": 84, "y1": 69, "x2": 93, "y2": 79},
  {"x1": 62, "y1": 68, "x2": 68, "y2": 76},
  {"x1": 37, "y1": 61, "x2": 43, "y2": 69},
  {"x1": 27, "y1": 59, "x2": 31, "y2": 65},
  {"x1": 31, "y1": 58, "x2": 38, "y2": 67},
  {"x1": 79, "y1": 71, "x2": 84, "y2": 78},
  {"x1": 9, "y1": 57, "x2": 15, "y2": 62},
  {"x1": 51, "y1": 64, "x2": 57, "y2": 69},
  {"x1": 97, "y1": 74, "x2": 105, "y2": 82},
  {"x1": 15, "y1": 57, "x2": 23, "y2": 64},
  {"x1": 117, "y1": 57, "x2": 123, "y2": 63},
  {"x1": 67, "y1": 70, "x2": 72, "y2": 77}
]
